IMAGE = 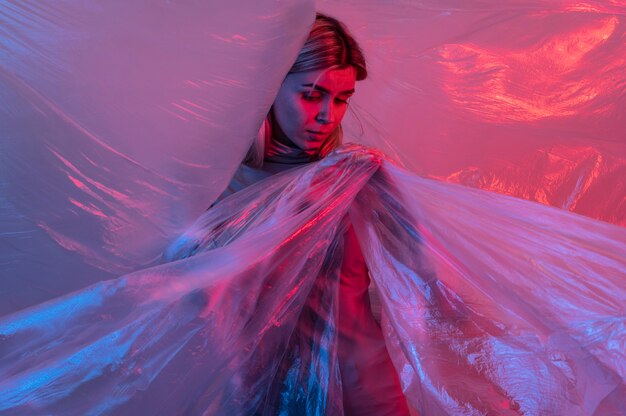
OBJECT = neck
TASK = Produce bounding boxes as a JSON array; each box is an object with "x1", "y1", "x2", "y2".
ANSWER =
[{"x1": 264, "y1": 137, "x2": 316, "y2": 165}]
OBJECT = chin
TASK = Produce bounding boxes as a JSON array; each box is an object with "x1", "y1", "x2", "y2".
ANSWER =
[
  {"x1": 296, "y1": 138, "x2": 322, "y2": 150},
  {"x1": 303, "y1": 141, "x2": 322, "y2": 148}
]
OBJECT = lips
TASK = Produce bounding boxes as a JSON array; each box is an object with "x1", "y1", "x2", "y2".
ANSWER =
[{"x1": 307, "y1": 130, "x2": 331, "y2": 135}]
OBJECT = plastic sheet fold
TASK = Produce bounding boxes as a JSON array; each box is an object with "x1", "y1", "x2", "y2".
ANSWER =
[
  {"x1": 0, "y1": 0, "x2": 315, "y2": 314},
  {"x1": 3, "y1": 0, "x2": 626, "y2": 315},
  {"x1": 1, "y1": 145, "x2": 624, "y2": 414},
  {"x1": 2, "y1": 1, "x2": 626, "y2": 414},
  {"x1": 320, "y1": 0, "x2": 626, "y2": 223}
]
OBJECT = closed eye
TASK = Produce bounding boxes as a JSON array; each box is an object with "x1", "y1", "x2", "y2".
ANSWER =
[
  {"x1": 303, "y1": 92, "x2": 351, "y2": 105},
  {"x1": 302, "y1": 92, "x2": 322, "y2": 101}
]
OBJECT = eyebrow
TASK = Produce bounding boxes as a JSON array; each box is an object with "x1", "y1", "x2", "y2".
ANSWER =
[{"x1": 301, "y1": 84, "x2": 355, "y2": 95}]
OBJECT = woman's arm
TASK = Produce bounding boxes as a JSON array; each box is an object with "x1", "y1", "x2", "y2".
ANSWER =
[{"x1": 162, "y1": 164, "x2": 271, "y2": 262}]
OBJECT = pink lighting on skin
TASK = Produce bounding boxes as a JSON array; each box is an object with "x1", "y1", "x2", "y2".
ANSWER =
[{"x1": 438, "y1": 16, "x2": 620, "y2": 122}]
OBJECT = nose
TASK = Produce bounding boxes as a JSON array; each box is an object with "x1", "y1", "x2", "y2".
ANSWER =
[{"x1": 315, "y1": 101, "x2": 336, "y2": 124}]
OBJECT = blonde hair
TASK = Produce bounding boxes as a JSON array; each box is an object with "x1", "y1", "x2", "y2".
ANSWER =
[{"x1": 245, "y1": 12, "x2": 367, "y2": 167}]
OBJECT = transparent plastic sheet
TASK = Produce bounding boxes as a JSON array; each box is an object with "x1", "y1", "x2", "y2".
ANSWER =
[
  {"x1": 319, "y1": 0, "x2": 626, "y2": 225},
  {"x1": 2, "y1": 0, "x2": 626, "y2": 314},
  {"x1": 350, "y1": 159, "x2": 626, "y2": 415},
  {"x1": 1, "y1": 0, "x2": 626, "y2": 414},
  {"x1": 0, "y1": 147, "x2": 381, "y2": 415},
  {"x1": 0, "y1": 0, "x2": 315, "y2": 314},
  {"x1": 1, "y1": 145, "x2": 624, "y2": 415}
]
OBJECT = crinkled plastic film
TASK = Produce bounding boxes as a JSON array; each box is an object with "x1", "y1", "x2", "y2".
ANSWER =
[
  {"x1": 1, "y1": 0, "x2": 626, "y2": 415},
  {"x1": 0, "y1": 0, "x2": 315, "y2": 314},
  {"x1": 0, "y1": 148, "x2": 381, "y2": 414},
  {"x1": 350, "y1": 160, "x2": 625, "y2": 414},
  {"x1": 2, "y1": 0, "x2": 625, "y2": 312},
  {"x1": 1, "y1": 146, "x2": 624, "y2": 414},
  {"x1": 322, "y1": 0, "x2": 626, "y2": 224}
]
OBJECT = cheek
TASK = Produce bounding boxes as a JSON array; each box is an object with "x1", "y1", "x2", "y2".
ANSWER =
[
  {"x1": 300, "y1": 105, "x2": 318, "y2": 123},
  {"x1": 274, "y1": 97, "x2": 299, "y2": 130},
  {"x1": 337, "y1": 106, "x2": 349, "y2": 122},
  {"x1": 285, "y1": 97, "x2": 307, "y2": 120},
  {"x1": 292, "y1": 99, "x2": 316, "y2": 120}
]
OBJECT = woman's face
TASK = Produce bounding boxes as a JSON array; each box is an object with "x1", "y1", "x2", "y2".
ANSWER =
[{"x1": 271, "y1": 67, "x2": 357, "y2": 154}]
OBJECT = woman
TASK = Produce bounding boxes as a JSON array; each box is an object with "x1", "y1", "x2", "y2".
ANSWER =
[
  {"x1": 1, "y1": 10, "x2": 624, "y2": 416},
  {"x1": 163, "y1": 13, "x2": 625, "y2": 415},
  {"x1": 167, "y1": 12, "x2": 412, "y2": 414},
  {"x1": 208, "y1": 13, "x2": 412, "y2": 415}
]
